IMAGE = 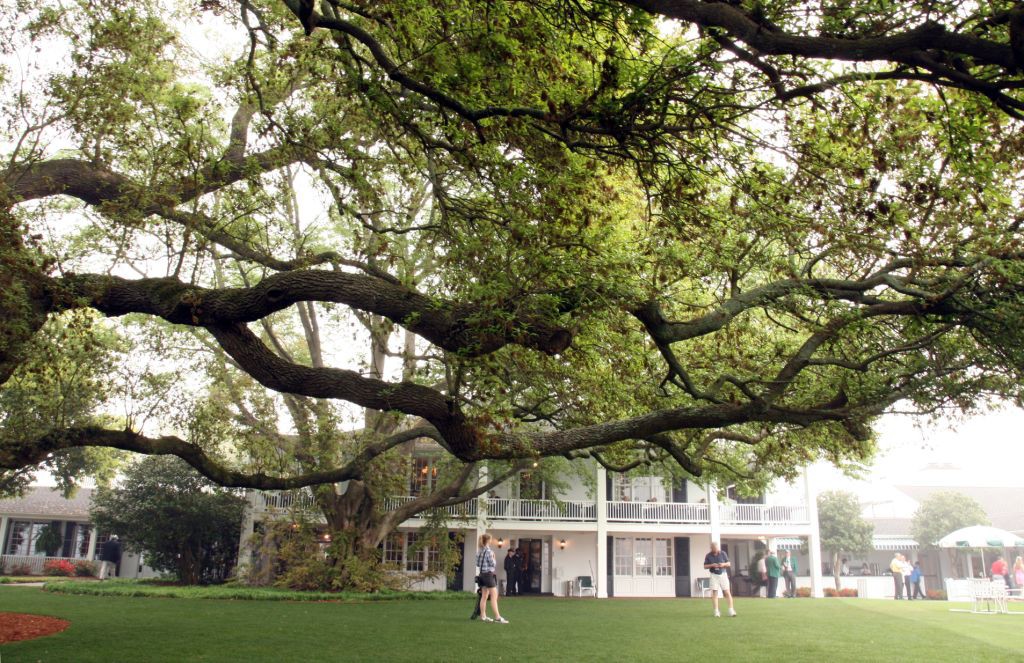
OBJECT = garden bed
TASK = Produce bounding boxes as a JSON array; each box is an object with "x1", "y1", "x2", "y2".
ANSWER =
[{"x1": 44, "y1": 579, "x2": 473, "y2": 603}]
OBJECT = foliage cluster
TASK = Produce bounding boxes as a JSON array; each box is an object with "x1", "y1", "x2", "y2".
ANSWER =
[
  {"x1": 43, "y1": 559, "x2": 76, "y2": 576},
  {"x1": 90, "y1": 455, "x2": 246, "y2": 584},
  {"x1": 43, "y1": 578, "x2": 472, "y2": 603}
]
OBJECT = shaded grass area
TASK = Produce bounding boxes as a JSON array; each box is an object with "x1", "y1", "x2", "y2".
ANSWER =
[
  {"x1": 2, "y1": 587, "x2": 1022, "y2": 662},
  {"x1": 42, "y1": 579, "x2": 472, "y2": 603},
  {"x1": 0, "y1": 573, "x2": 80, "y2": 586}
]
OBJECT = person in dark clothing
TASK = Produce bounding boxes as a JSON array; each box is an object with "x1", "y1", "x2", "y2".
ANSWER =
[
  {"x1": 99, "y1": 535, "x2": 122, "y2": 580},
  {"x1": 504, "y1": 547, "x2": 518, "y2": 596}
]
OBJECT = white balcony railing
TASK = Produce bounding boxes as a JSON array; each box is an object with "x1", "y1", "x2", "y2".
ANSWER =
[
  {"x1": 383, "y1": 496, "x2": 478, "y2": 519},
  {"x1": 257, "y1": 490, "x2": 317, "y2": 512},
  {"x1": 252, "y1": 489, "x2": 808, "y2": 528},
  {"x1": 719, "y1": 504, "x2": 810, "y2": 525},
  {"x1": 606, "y1": 501, "x2": 710, "y2": 524},
  {"x1": 485, "y1": 498, "x2": 596, "y2": 522}
]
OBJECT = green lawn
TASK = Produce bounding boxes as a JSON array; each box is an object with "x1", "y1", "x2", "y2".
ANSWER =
[{"x1": 2, "y1": 587, "x2": 1022, "y2": 662}]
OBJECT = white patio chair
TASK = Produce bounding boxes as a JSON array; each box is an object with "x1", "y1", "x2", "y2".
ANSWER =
[
  {"x1": 695, "y1": 577, "x2": 712, "y2": 598},
  {"x1": 574, "y1": 575, "x2": 597, "y2": 597},
  {"x1": 991, "y1": 580, "x2": 1009, "y2": 614}
]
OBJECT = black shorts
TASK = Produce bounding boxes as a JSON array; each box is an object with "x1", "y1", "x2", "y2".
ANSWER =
[{"x1": 478, "y1": 572, "x2": 497, "y2": 588}]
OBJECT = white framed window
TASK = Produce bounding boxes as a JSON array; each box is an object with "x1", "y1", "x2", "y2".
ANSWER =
[
  {"x1": 613, "y1": 476, "x2": 666, "y2": 502},
  {"x1": 614, "y1": 537, "x2": 633, "y2": 576},
  {"x1": 383, "y1": 533, "x2": 402, "y2": 565},
  {"x1": 410, "y1": 457, "x2": 438, "y2": 496},
  {"x1": 635, "y1": 538, "x2": 653, "y2": 576},
  {"x1": 655, "y1": 538, "x2": 673, "y2": 576},
  {"x1": 614, "y1": 536, "x2": 673, "y2": 577},
  {"x1": 404, "y1": 533, "x2": 424, "y2": 572}
]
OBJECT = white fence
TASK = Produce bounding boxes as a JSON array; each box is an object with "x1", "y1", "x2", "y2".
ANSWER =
[
  {"x1": 485, "y1": 499, "x2": 596, "y2": 522},
  {"x1": 606, "y1": 501, "x2": 710, "y2": 524},
  {"x1": 719, "y1": 504, "x2": 809, "y2": 525},
  {"x1": 382, "y1": 496, "x2": 478, "y2": 519},
  {"x1": 1, "y1": 554, "x2": 90, "y2": 575}
]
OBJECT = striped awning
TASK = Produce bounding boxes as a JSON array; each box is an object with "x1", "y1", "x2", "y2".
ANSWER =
[
  {"x1": 768, "y1": 535, "x2": 919, "y2": 551},
  {"x1": 872, "y1": 535, "x2": 918, "y2": 551}
]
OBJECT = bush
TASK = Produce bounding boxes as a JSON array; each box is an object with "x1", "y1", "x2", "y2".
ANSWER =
[
  {"x1": 795, "y1": 587, "x2": 811, "y2": 598},
  {"x1": 926, "y1": 589, "x2": 947, "y2": 601},
  {"x1": 839, "y1": 588, "x2": 858, "y2": 597},
  {"x1": 8, "y1": 563, "x2": 33, "y2": 576},
  {"x1": 74, "y1": 560, "x2": 97, "y2": 577},
  {"x1": 823, "y1": 587, "x2": 837, "y2": 597},
  {"x1": 43, "y1": 559, "x2": 76, "y2": 576}
]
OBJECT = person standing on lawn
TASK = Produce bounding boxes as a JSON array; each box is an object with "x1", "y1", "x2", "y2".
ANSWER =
[
  {"x1": 475, "y1": 534, "x2": 509, "y2": 624},
  {"x1": 909, "y1": 561, "x2": 926, "y2": 599},
  {"x1": 765, "y1": 549, "x2": 781, "y2": 598},
  {"x1": 504, "y1": 546, "x2": 519, "y2": 596},
  {"x1": 704, "y1": 541, "x2": 737, "y2": 617},
  {"x1": 781, "y1": 549, "x2": 798, "y2": 598},
  {"x1": 98, "y1": 535, "x2": 121, "y2": 581},
  {"x1": 889, "y1": 552, "x2": 904, "y2": 599}
]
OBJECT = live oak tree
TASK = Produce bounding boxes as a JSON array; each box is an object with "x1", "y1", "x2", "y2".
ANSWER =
[{"x1": 3, "y1": 0, "x2": 1024, "y2": 573}]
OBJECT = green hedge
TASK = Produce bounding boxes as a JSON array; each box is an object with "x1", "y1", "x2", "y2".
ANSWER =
[{"x1": 43, "y1": 579, "x2": 475, "y2": 603}]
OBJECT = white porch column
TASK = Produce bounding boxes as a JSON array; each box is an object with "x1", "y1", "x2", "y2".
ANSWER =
[
  {"x1": 464, "y1": 465, "x2": 488, "y2": 592},
  {"x1": 707, "y1": 484, "x2": 722, "y2": 545},
  {"x1": 86, "y1": 522, "x2": 98, "y2": 561},
  {"x1": 804, "y1": 466, "x2": 824, "y2": 598},
  {"x1": 596, "y1": 464, "x2": 608, "y2": 598},
  {"x1": 237, "y1": 491, "x2": 257, "y2": 571},
  {"x1": 0, "y1": 515, "x2": 8, "y2": 554}
]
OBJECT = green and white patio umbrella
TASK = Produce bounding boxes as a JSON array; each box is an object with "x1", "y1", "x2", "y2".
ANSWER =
[{"x1": 937, "y1": 526, "x2": 1024, "y2": 577}]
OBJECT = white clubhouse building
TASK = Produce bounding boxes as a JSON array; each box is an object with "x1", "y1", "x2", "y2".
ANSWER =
[{"x1": 243, "y1": 459, "x2": 829, "y2": 599}]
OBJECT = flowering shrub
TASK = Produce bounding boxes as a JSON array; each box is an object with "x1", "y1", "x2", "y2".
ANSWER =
[
  {"x1": 7, "y1": 563, "x2": 33, "y2": 576},
  {"x1": 74, "y1": 560, "x2": 97, "y2": 577},
  {"x1": 43, "y1": 559, "x2": 76, "y2": 576},
  {"x1": 795, "y1": 587, "x2": 811, "y2": 598},
  {"x1": 926, "y1": 589, "x2": 946, "y2": 601},
  {"x1": 839, "y1": 588, "x2": 858, "y2": 597}
]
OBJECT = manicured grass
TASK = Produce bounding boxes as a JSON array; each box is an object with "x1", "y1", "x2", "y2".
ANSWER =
[
  {"x1": 2, "y1": 587, "x2": 1022, "y2": 662},
  {"x1": 43, "y1": 579, "x2": 473, "y2": 603}
]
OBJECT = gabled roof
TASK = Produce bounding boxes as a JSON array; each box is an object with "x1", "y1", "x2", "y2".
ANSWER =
[
  {"x1": 894, "y1": 485, "x2": 1024, "y2": 534},
  {"x1": 0, "y1": 486, "x2": 94, "y2": 520}
]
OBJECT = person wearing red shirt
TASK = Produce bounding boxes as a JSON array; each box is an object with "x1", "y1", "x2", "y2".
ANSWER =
[{"x1": 991, "y1": 556, "x2": 1009, "y2": 585}]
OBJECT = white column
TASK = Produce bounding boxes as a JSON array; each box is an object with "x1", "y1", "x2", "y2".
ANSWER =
[
  {"x1": 465, "y1": 465, "x2": 488, "y2": 592},
  {"x1": 707, "y1": 484, "x2": 721, "y2": 545},
  {"x1": 804, "y1": 466, "x2": 824, "y2": 598},
  {"x1": 86, "y1": 523, "x2": 98, "y2": 561},
  {"x1": 596, "y1": 464, "x2": 608, "y2": 598},
  {"x1": 237, "y1": 491, "x2": 257, "y2": 571},
  {"x1": 0, "y1": 515, "x2": 8, "y2": 556}
]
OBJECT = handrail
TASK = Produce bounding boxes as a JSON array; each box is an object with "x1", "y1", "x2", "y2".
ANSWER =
[{"x1": 606, "y1": 501, "x2": 709, "y2": 524}]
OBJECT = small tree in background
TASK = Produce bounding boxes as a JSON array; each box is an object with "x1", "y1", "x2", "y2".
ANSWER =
[
  {"x1": 817, "y1": 491, "x2": 874, "y2": 590},
  {"x1": 911, "y1": 491, "x2": 989, "y2": 578},
  {"x1": 91, "y1": 456, "x2": 246, "y2": 584}
]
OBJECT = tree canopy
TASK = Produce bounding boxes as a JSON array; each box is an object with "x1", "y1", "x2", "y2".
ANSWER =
[
  {"x1": 910, "y1": 490, "x2": 990, "y2": 549},
  {"x1": 90, "y1": 455, "x2": 247, "y2": 584},
  {"x1": 2, "y1": 0, "x2": 1024, "y2": 496},
  {"x1": 817, "y1": 490, "x2": 873, "y2": 587}
]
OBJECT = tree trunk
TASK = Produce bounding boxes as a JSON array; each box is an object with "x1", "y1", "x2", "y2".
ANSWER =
[{"x1": 833, "y1": 551, "x2": 841, "y2": 591}]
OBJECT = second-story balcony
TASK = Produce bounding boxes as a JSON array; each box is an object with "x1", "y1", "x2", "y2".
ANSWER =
[
  {"x1": 606, "y1": 501, "x2": 709, "y2": 524},
  {"x1": 485, "y1": 498, "x2": 597, "y2": 522},
  {"x1": 252, "y1": 492, "x2": 810, "y2": 529},
  {"x1": 719, "y1": 503, "x2": 810, "y2": 526}
]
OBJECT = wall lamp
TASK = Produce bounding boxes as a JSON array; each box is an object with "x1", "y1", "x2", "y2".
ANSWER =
[
  {"x1": 559, "y1": 539, "x2": 566, "y2": 550},
  {"x1": 497, "y1": 537, "x2": 505, "y2": 548}
]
